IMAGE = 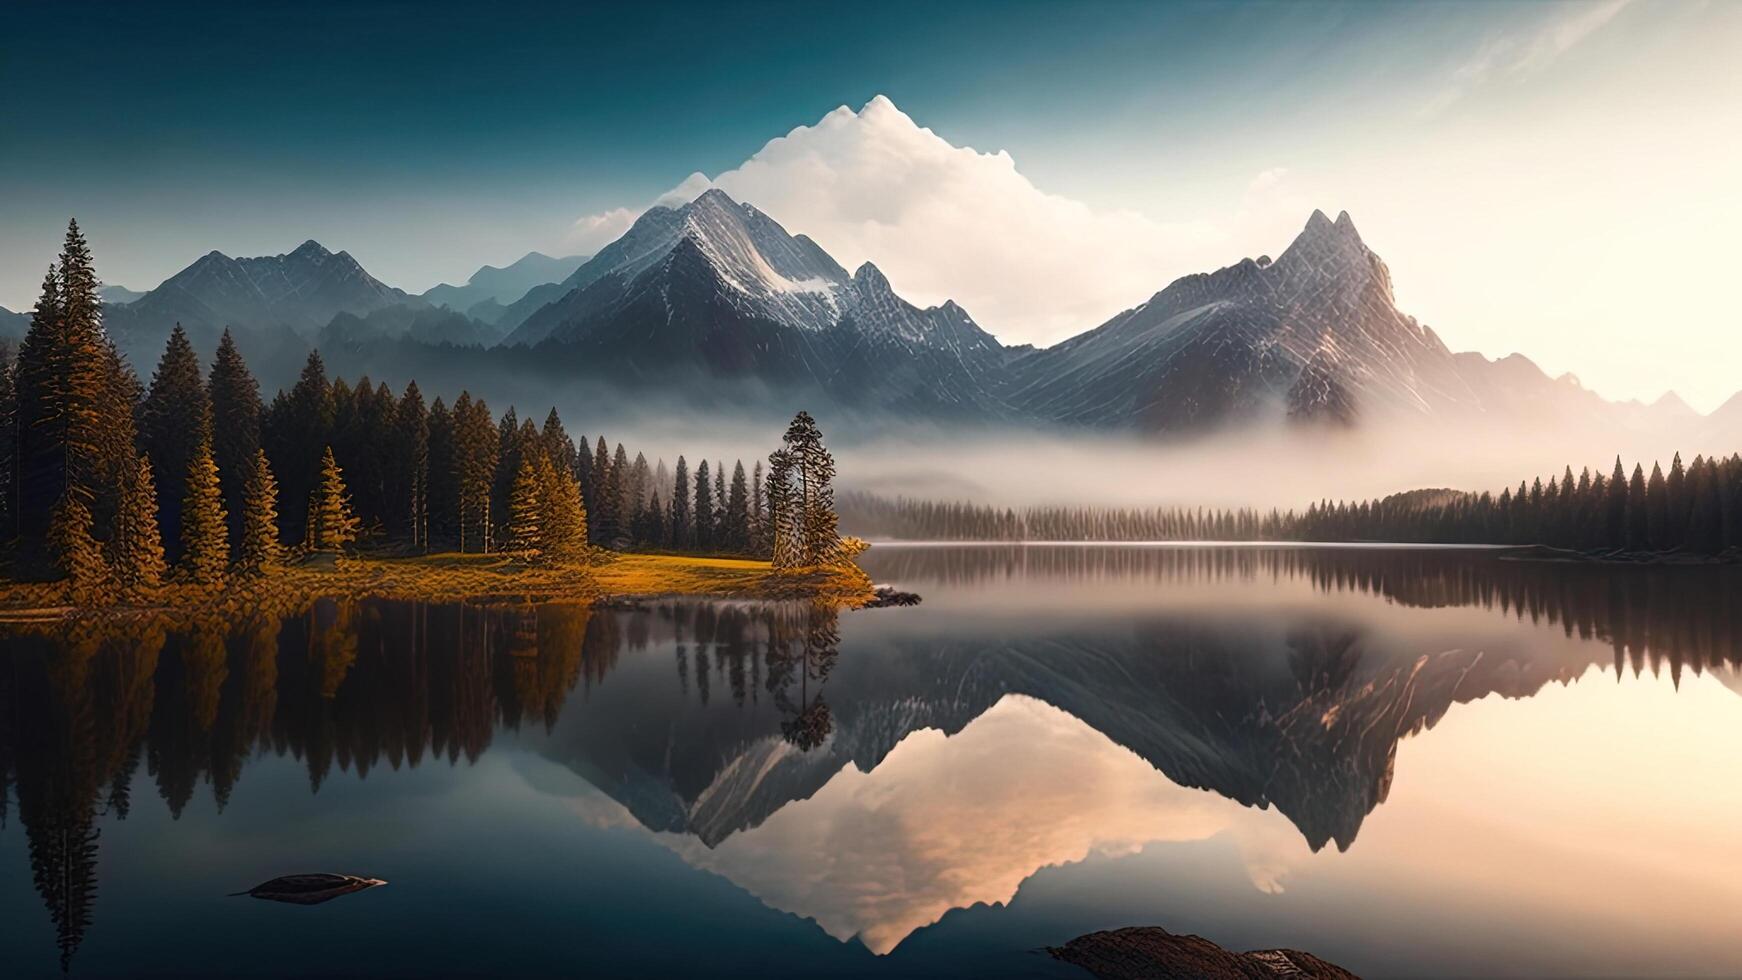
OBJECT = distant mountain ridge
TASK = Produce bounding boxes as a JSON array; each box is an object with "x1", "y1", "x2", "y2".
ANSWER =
[
  {"x1": 105, "y1": 239, "x2": 421, "y2": 366},
  {"x1": 75, "y1": 195, "x2": 1735, "y2": 438},
  {"x1": 420, "y1": 251, "x2": 588, "y2": 324}
]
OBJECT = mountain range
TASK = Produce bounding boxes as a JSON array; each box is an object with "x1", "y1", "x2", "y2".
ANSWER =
[
  {"x1": 54, "y1": 191, "x2": 1737, "y2": 438},
  {"x1": 418, "y1": 250, "x2": 588, "y2": 325}
]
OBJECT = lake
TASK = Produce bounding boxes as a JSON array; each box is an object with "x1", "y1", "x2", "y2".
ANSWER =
[{"x1": 3, "y1": 545, "x2": 1741, "y2": 978}]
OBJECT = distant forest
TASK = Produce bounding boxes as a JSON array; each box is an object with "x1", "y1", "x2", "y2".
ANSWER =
[
  {"x1": 0, "y1": 222, "x2": 843, "y2": 599},
  {"x1": 841, "y1": 452, "x2": 1742, "y2": 555}
]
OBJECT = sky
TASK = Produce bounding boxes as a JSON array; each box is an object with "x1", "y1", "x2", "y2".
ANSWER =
[{"x1": 1, "y1": 0, "x2": 1738, "y2": 409}]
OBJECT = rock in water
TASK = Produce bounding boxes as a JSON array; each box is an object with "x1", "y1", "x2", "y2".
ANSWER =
[
  {"x1": 1049, "y1": 926, "x2": 1360, "y2": 979},
  {"x1": 230, "y1": 873, "x2": 387, "y2": 905}
]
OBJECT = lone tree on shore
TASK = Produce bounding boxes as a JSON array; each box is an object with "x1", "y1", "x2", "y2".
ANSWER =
[
  {"x1": 306, "y1": 446, "x2": 360, "y2": 552},
  {"x1": 179, "y1": 436, "x2": 229, "y2": 587},
  {"x1": 237, "y1": 448, "x2": 283, "y2": 574},
  {"x1": 768, "y1": 411, "x2": 843, "y2": 569}
]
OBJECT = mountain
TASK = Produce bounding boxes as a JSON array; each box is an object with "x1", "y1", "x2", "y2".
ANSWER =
[
  {"x1": 498, "y1": 189, "x2": 1009, "y2": 413},
  {"x1": 1700, "y1": 390, "x2": 1742, "y2": 447},
  {"x1": 105, "y1": 239, "x2": 415, "y2": 365},
  {"x1": 0, "y1": 305, "x2": 27, "y2": 340},
  {"x1": 420, "y1": 251, "x2": 588, "y2": 324},
  {"x1": 98, "y1": 284, "x2": 145, "y2": 305},
  {"x1": 476, "y1": 199, "x2": 1679, "y2": 435},
  {"x1": 1008, "y1": 211, "x2": 1510, "y2": 431}
]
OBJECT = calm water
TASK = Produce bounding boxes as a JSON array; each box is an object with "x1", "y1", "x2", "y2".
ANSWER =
[{"x1": 3, "y1": 546, "x2": 1741, "y2": 978}]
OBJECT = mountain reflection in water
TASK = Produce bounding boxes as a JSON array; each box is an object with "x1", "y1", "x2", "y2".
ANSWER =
[{"x1": 3, "y1": 546, "x2": 1740, "y2": 975}]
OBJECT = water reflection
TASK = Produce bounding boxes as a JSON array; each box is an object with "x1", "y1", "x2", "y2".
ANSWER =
[{"x1": 2, "y1": 547, "x2": 1740, "y2": 971}]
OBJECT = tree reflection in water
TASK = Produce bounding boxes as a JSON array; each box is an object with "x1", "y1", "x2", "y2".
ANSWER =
[{"x1": 3, "y1": 549, "x2": 1741, "y2": 970}]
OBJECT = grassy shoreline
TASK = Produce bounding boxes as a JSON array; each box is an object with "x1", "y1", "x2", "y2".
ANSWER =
[{"x1": 0, "y1": 550, "x2": 878, "y2": 626}]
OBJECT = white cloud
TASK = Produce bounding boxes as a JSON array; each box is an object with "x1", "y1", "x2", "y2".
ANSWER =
[
  {"x1": 563, "y1": 207, "x2": 638, "y2": 253},
  {"x1": 568, "y1": 96, "x2": 1298, "y2": 346}
]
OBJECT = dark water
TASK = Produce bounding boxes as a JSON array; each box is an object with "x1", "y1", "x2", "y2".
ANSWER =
[{"x1": 3, "y1": 546, "x2": 1741, "y2": 978}]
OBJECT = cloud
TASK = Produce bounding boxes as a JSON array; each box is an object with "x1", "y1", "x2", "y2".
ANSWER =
[
  {"x1": 563, "y1": 207, "x2": 638, "y2": 253},
  {"x1": 567, "y1": 96, "x2": 1297, "y2": 346},
  {"x1": 1428, "y1": 0, "x2": 1632, "y2": 113}
]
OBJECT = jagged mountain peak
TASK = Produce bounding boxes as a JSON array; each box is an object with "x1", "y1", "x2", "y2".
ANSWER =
[
  {"x1": 1283, "y1": 207, "x2": 1370, "y2": 258},
  {"x1": 290, "y1": 239, "x2": 330, "y2": 257},
  {"x1": 851, "y1": 261, "x2": 891, "y2": 291}
]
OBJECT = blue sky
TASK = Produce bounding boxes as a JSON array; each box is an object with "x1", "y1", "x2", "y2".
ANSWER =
[{"x1": 2, "y1": 0, "x2": 1737, "y2": 407}]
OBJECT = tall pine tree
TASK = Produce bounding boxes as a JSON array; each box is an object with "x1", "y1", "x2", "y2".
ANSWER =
[
  {"x1": 507, "y1": 453, "x2": 543, "y2": 555},
  {"x1": 137, "y1": 324, "x2": 211, "y2": 560},
  {"x1": 306, "y1": 446, "x2": 359, "y2": 552},
  {"x1": 206, "y1": 328, "x2": 261, "y2": 550},
  {"x1": 112, "y1": 452, "x2": 166, "y2": 598},
  {"x1": 178, "y1": 436, "x2": 228, "y2": 587},
  {"x1": 236, "y1": 448, "x2": 283, "y2": 574}
]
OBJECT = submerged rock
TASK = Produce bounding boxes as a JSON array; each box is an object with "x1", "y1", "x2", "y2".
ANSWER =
[
  {"x1": 1049, "y1": 926, "x2": 1359, "y2": 980},
  {"x1": 231, "y1": 873, "x2": 387, "y2": 905}
]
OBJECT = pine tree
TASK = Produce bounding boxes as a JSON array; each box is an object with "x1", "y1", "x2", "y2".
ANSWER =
[
  {"x1": 750, "y1": 459, "x2": 766, "y2": 556},
  {"x1": 14, "y1": 224, "x2": 130, "y2": 558},
  {"x1": 590, "y1": 436, "x2": 619, "y2": 547},
  {"x1": 1626, "y1": 463, "x2": 1648, "y2": 550},
  {"x1": 537, "y1": 451, "x2": 588, "y2": 559},
  {"x1": 178, "y1": 436, "x2": 228, "y2": 587},
  {"x1": 766, "y1": 448, "x2": 799, "y2": 569},
  {"x1": 112, "y1": 453, "x2": 166, "y2": 597},
  {"x1": 725, "y1": 460, "x2": 750, "y2": 553},
  {"x1": 778, "y1": 412, "x2": 841, "y2": 566},
  {"x1": 391, "y1": 382, "x2": 429, "y2": 549},
  {"x1": 206, "y1": 328, "x2": 261, "y2": 550},
  {"x1": 490, "y1": 407, "x2": 523, "y2": 550},
  {"x1": 1687, "y1": 455, "x2": 1724, "y2": 554},
  {"x1": 138, "y1": 324, "x2": 212, "y2": 559},
  {"x1": 670, "y1": 455, "x2": 691, "y2": 548},
  {"x1": 1666, "y1": 452, "x2": 1688, "y2": 548},
  {"x1": 507, "y1": 453, "x2": 543, "y2": 555},
  {"x1": 426, "y1": 396, "x2": 457, "y2": 546},
  {"x1": 541, "y1": 408, "x2": 576, "y2": 476},
  {"x1": 11, "y1": 264, "x2": 63, "y2": 544},
  {"x1": 0, "y1": 342, "x2": 16, "y2": 539},
  {"x1": 613, "y1": 443, "x2": 632, "y2": 531},
  {"x1": 451, "y1": 394, "x2": 498, "y2": 552},
  {"x1": 713, "y1": 461, "x2": 726, "y2": 539},
  {"x1": 47, "y1": 492, "x2": 111, "y2": 602},
  {"x1": 694, "y1": 459, "x2": 714, "y2": 551},
  {"x1": 237, "y1": 448, "x2": 283, "y2": 574},
  {"x1": 1646, "y1": 461, "x2": 1668, "y2": 550},
  {"x1": 640, "y1": 489, "x2": 667, "y2": 547},
  {"x1": 573, "y1": 433, "x2": 595, "y2": 518},
  {"x1": 306, "y1": 446, "x2": 360, "y2": 552},
  {"x1": 265, "y1": 350, "x2": 334, "y2": 544}
]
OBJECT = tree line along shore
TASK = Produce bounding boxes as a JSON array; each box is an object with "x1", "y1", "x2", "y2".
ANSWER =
[
  {"x1": 839, "y1": 451, "x2": 1742, "y2": 560},
  {"x1": 0, "y1": 222, "x2": 869, "y2": 620}
]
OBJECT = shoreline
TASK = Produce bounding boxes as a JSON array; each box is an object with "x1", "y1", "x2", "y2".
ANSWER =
[
  {"x1": 0, "y1": 551, "x2": 878, "y2": 628},
  {"x1": 855, "y1": 539, "x2": 1742, "y2": 564}
]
